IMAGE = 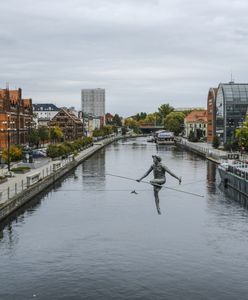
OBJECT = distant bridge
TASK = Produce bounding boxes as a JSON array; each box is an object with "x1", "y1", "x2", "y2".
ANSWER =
[{"x1": 138, "y1": 124, "x2": 164, "y2": 133}]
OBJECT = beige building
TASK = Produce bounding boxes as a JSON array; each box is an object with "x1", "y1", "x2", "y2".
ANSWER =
[{"x1": 184, "y1": 110, "x2": 207, "y2": 139}]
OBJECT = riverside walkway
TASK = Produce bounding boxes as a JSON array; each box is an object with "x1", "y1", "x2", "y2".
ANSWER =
[
  {"x1": 175, "y1": 137, "x2": 248, "y2": 163},
  {"x1": 0, "y1": 138, "x2": 116, "y2": 207}
]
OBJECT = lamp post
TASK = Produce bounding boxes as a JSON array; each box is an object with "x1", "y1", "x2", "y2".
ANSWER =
[
  {"x1": 25, "y1": 119, "x2": 36, "y2": 147},
  {"x1": 2, "y1": 115, "x2": 15, "y2": 172}
]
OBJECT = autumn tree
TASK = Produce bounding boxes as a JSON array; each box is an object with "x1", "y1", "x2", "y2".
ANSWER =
[
  {"x1": 235, "y1": 116, "x2": 248, "y2": 151},
  {"x1": 158, "y1": 104, "x2": 174, "y2": 125},
  {"x1": 124, "y1": 118, "x2": 140, "y2": 134},
  {"x1": 164, "y1": 112, "x2": 185, "y2": 135},
  {"x1": 50, "y1": 126, "x2": 63, "y2": 143},
  {"x1": 2, "y1": 145, "x2": 23, "y2": 162}
]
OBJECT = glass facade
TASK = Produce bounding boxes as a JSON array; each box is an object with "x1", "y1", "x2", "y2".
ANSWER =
[{"x1": 216, "y1": 83, "x2": 248, "y2": 143}]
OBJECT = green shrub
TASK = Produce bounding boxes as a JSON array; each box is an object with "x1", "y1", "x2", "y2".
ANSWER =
[
  {"x1": 47, "y1": 137, "x2": 93, "y2": 158},
  {"x1": 212, "y1": 136, "x2": 220, "y2": 149},
  {"x1": 2, "y1": 145, "x2": 23, "y2": 162},
  {"x1": 11, "y1": 166, "x2": 30, "y2": 173}
]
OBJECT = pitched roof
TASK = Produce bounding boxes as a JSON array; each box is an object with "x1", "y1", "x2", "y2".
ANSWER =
[
  {"x1": 185, "y1": 110, "x2": 207, "y2": 123},
  {"x1": 33, "y1": 103, "x2": 59, "y2": 111},
  {"x1": 51, "y1": 108, "x2": 82, "y2": 124}
]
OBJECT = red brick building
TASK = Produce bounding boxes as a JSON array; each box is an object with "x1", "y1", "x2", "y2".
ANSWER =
[
  {"x1": 0, "y1": 88, "x2": 33, "y2": 150},
  {"x1": 207, "y1": 88, "x2": 217, "y2": 143}
]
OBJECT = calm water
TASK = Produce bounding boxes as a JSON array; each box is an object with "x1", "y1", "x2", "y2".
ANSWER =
[{"x1": 1, "y1": 137, "x2": 248, "y2": 300}]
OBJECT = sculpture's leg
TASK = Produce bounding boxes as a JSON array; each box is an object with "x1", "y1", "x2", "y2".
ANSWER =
[
  {"x1": 150, "y1": 179, "x2": 164, "y2": 215},
  {"x1": 153, "y1": 186, "x2": 161, "y2": 215}
]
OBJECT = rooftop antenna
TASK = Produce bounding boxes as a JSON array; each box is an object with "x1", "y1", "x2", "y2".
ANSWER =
[
  {"x1": 230, "y1": 72, "x2": 234, "y2": 84},
  {"x1": 6, "y1": 82, "x2": 9, "y2": 90}
]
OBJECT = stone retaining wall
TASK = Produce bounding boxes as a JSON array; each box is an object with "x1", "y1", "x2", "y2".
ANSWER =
[{"x1": 0, "y1": 136, "x2": 122, "y2": 222}]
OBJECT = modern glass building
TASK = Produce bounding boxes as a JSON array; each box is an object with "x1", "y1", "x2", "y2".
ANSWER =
[{"x1": 215, "y1": 82, "x2": 248, "y2": 143}]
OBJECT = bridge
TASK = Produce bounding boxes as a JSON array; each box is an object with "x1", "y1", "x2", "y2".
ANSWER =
[{"x1": 138, "y1": 124, "x2": 165, "y2": 133}]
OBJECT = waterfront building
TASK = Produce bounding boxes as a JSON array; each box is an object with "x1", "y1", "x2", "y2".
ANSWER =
[
  {"x1": 0, "y1": 88, "x2": 32, "y2": 150},
  {"x1": 184, "y1": 110, "x2": 207, "y2": 139},
  {"x1": 82, "y1": 115, "x2": 102, "y2": 137},
  {"x1": 81, "y1": 88, "x2": 105, "y2": 123},
  {"x1": 49, "y1": 108, "x2": 83, "y2": 140},
  {"x1": 215, "y1": 82, "x2": 248, "y2": 143},
  {"x1": 206, "y1": 88, "x2": 218, "y2": 143},
  {"x1": 33, "y1": 103, "x2": 59, "y2": 127}
]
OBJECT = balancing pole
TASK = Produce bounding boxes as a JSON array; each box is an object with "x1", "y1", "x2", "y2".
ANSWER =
[{"x1": 106, "y1": 173, "x2": 204, "y2": 198}]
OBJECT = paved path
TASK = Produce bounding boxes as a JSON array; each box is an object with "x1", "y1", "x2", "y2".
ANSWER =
[
  {"x1": 176, "y1": 137, "x2": 248, "y2": 162},
  {"x1": 0, "y1": 142, "x2": 106, "y2": 205}
]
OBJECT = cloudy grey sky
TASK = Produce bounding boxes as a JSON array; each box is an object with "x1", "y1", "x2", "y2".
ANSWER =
[{"x1": 1, "y1": 0, "x2": 248, "y2": 116}]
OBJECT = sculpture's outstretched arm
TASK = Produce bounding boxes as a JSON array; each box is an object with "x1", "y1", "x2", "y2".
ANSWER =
[
  {"x1": 137, "y1": 165, "x2": 153, "y2": 182},
  {"x1": 164, "y1": 165, "x2": 182, "y2": 184}
]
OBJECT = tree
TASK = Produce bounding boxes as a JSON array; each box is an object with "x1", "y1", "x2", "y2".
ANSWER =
[
  {"x1": 212, "y1": 136, "x2": 220, "y2": 149},
  {"x1": 134, "y1": 112, "x2": 147, "y2": 121},
  {"x1": 188, "y1": 130, "x2": 195, "y2": 142},
  {"x1": 2, "y1": 145, "x2": 23, "y2": 162},
  {"x1": 158, "y1": 104, "x2": 174, "y2": 124},
  {"x1": 235, "y1": 116, "x2": 248, "y2": 151},
  {"x1": 121, "y1": 127, "x2": 128, "y2": 135},
  {"x1": 164, "y1": 112, "x2": 185, "y2": 135},
  {"x1": 112, "y1": 114, "x2": 122, "y2": 126},
  {"x1": 38, "y1": 126, "x2": 50, "y2": 146},
  {"x1": 102, "y1": 125, "x2": 113, "y2": 136},
  {"x1": 124, "y1": 118, "x2": 140, "y2": 134},
  {"x1": 28, "y1": 128, "x2": 39, "y2": 147},
  {"x1": 142, "y1": 113, "x2": 157, "y2": 125},
  {"x1": 50, "y1": 126, "x2": 63, "y2": 143}
]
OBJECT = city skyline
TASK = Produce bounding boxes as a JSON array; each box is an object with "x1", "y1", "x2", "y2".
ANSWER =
[{"x1": 1, "y1": 0, "x2": 248, "y2": 116}]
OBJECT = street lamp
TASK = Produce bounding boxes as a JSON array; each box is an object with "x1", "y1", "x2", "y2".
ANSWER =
[
  {"x1": 25, "y1": 119, "x2": 36, "y2": 147},
  {"x1": 1, "y1": 115, "x2": 15, "y2": 172}
]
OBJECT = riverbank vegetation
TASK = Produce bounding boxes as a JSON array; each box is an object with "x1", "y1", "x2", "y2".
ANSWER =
[
  {"x1": 235, "y1": 116, "x2": 248, "y2": 152},
  {"x1": 28, "y1": 126, "x2": 64, "y2": 147},
  {"x1": 2, "y1": 145, "x2": 23, "y2": 162},
  {"x1": 92, "y1": 125, "x2": 117, "y2": 138},
  {"x1": 47, "y1": 137, "x2": 93, "y2": 158},
  {"x1": 122, "y1": 104, "x2": 193, "y2": 136},
  {"x1": 11, "y1": 166, "x2": 31, "y2": 174}
]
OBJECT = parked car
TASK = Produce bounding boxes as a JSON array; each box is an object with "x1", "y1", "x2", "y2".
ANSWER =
[{"x1": 32, "y1": 149, "x2": 47, "y2": 158}]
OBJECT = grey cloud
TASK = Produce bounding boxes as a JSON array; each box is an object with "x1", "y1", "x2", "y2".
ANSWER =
[{"x1": 1, "y1": 0, "x2": 248, "y2": 115}]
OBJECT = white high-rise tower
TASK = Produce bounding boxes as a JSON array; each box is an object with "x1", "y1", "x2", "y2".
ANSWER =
[{"x1": 81, "y1": 88, "x2": 105, "y2": 117}]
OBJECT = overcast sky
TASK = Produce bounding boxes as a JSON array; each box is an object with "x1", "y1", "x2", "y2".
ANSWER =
[{"x1": 1, "y1": 0, "x2": 248, "y2": 116}]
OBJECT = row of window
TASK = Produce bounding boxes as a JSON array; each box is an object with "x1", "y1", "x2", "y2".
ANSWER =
[{"x1": 188, "y1": 124, "x2": 206, "y2": 128}]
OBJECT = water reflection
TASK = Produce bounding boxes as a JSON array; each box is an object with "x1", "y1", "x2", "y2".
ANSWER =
[
  {"x1": 1, "y1": 138, "x2": 248, "y2": 300},
  {"x1": 81, "y1": 148, "x2": 106, "y2": 189},
  {"x1": 219, "y1": 183, "x2": 248, "y2": 208},
  {"x1": 207, "y1": 161, "x2": 217, "y2": 183},
  {"x1": 206, "y1": 161, "x2": 217, "y2": 195}
]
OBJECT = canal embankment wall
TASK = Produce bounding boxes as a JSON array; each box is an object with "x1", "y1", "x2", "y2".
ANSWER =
[
  {"x1": 175, "y1": 137, "x2": 227, "y2": 164},
  {"x1": 0, "y1": 135, "x2": 124, "y2": 222}
]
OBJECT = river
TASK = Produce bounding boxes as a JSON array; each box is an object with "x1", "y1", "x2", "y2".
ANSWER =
[{"x1": 1, "y1": 137, "x2": 248, "y2": 300}]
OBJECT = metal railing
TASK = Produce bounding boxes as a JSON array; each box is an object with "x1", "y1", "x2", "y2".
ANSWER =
[{"x1": 0, "y1": 155, "x2": 75, "y2": 204}]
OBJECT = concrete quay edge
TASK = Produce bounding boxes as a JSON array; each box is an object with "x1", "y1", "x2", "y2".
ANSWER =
[
  {"x1": 174, "y1": 137, "x2": 227, "y2": 164},
  {"x1": 0, "y1": 136, "x2": 123, "y2": 223}
]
